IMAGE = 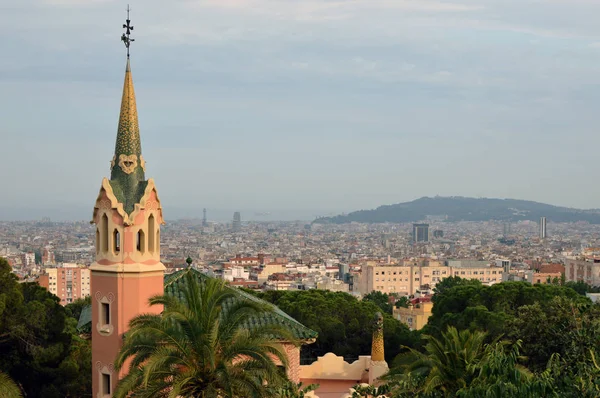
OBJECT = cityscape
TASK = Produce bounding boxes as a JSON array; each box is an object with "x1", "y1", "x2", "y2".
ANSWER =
[
  {"x1": 7, "y1": 215, "x2": 600, "y2": 306},
  {"x1": 3, "y1": 1, "x2": 600, "y2": 397}
]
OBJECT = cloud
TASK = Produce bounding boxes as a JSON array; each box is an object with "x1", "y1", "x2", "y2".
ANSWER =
[
  {"x1": 198, "y1": 0, "x2": 481, "y2": 13},
  {"x1": 4, "y1": 0, "x2": 600, "y2": 216},
  {"x1": 41, "y1": 0, "x2": 116, "y2": 6}
]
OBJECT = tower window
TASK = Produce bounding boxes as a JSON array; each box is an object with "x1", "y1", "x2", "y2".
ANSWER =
[
  {"x1": 96, "y1": 228, "x2": 100, "y2": 254},
  {"x1": 101, "y1": 214, "x2": 109, "y2": 252},
  {"x1": 113, "y1": 229, "x2": 120, "y2": 254},
  {"x1": 137, "y1": 230, "x2": 145, "y2": 253},
  {"x1": 101, "y1": 303, "x2": 110, "y2": 326},
  {"x1": 148, "y1": 215, "x2": 155, "y2": 252},
  {"x1": 102, "y1": 373, "x2": 111, "y2": 396}
]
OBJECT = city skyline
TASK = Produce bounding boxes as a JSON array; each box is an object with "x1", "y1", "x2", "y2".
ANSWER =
[{"x1": 3, "y1": 0, "x2": 600, "y2": 220}]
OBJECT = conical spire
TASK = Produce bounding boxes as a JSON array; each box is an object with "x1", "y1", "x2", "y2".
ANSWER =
[
  {"x1": 108, "y1": 58, "x2": 148, "y2": 215},
  {"x1": 116, "y1": 59, "x2": 141, "y2": 157},
  {"x1": 111, "y1": 58, "x2": 144, "y2": 177}
]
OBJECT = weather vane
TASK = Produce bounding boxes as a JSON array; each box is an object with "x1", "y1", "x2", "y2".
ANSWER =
[{"x1": 121, "y1": 5, "x2": 135, "y2": 58}]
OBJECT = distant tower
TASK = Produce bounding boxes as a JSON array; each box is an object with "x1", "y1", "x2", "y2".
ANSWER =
[
  {"x1": 202, "y1": 208, "x2": 207, "y2": 227},
  {"x1": 232, "y1": 211, "x2": 241, "y2": 232},
  {"x1": 90, "y1": 12, "x2": 165, "y2": 397},
  {"x1": 540, "y1": 217, "x2": 547, "y2": 239},
  {"x1": 503, "y1": 222, "x2": 511, "y2": 237},
  {"x1": 412, "y1": 223, "x2": 429, "y2": 243}
]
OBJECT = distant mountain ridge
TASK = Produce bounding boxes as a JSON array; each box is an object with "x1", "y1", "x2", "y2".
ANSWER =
[{"x1": 313, "y1": 196, "x2": 600, "y2": 224}]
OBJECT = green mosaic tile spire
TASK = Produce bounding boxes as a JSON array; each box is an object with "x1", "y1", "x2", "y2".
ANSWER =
[{"x1": 109, "y1": 58, "x2": 148, "y2": 215}]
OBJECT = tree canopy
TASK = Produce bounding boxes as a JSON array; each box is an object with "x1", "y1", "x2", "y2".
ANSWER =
[
  {"x1": 256, "y1": 289, "x2": 418, "y2": 363},
  {"x1": 427, "y1": 280, "x2": 588, "y2": 340},
  {"x1": 0, "y1": 257, "x2": 91, "y2": 397},
  {"x1": 375, "y1": 277, "x2": 600, "y2": 397},
  {"x1": 362, "y1": 291, "x2": 394, "y2": 313}
]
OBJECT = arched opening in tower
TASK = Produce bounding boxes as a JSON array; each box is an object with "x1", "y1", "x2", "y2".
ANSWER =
[
  {"x1": 137, "y1": 229, "x2": 145, "y2": 253},
  {"x1": 101, "y1": 214, "x2": 109, "y2": 252},
  {"x1": 96, "y1": 228, "x2": 100, "y2": 254},
  {"x1": 148, "y1": 214, "x2": 155, "y2": 253},
  {"x1": 113, "y1": 229, "x2": 121, "y2": 254}
]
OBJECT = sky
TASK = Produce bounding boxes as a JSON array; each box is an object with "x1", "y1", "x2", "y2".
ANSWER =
[{"x1": 2, "y1": 0, "x2": 600, "y2": 221}]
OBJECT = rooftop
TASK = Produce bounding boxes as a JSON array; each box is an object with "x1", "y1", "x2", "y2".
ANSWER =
[{"x1": 78, "y1": 268, "x2": 318, "y2": 341}]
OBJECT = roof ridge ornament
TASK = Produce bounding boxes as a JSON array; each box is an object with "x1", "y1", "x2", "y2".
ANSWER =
[{"x1": 121, "y1": 4, "x2": 135, "y2": 58}]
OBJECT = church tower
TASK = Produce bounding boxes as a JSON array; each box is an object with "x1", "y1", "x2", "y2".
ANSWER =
[{"x1": 90, "y1": 12, "x2": 165, "y2": 397}]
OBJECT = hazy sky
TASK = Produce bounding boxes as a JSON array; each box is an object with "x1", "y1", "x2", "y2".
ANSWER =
[{"x1": 2, "y1": 0, "x2": 600, "y2": 221}]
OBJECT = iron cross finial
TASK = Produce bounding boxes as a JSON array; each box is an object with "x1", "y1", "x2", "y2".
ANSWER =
[{"x1": 121, "y1": 4, "x2": 135, "y2": 58}]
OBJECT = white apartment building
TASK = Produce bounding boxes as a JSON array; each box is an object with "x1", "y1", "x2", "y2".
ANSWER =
[{"x1": 223, "y1": 266, "x2": 250, "y2": 282}]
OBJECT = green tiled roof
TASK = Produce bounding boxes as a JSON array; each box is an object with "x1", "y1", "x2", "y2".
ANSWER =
[
  {"x1": 108, "y1": 179, "x2": 148, "y2": 215},
  {"x1": 77, "y1": 304, "x2": 92, "y2": 333},
  {"x1": 165, "y1": 269, "x2": 317, "y2": 340},
  {"x1": 77, "y1": 269, "x2": 318, "y2": 341}
]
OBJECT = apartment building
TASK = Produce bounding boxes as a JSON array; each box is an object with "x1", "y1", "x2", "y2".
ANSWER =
[
  {"x1": 565, "y1": 258, "x2": 600, "y2": 286},
  {"x1": 316, "y1": 279, "x2": 349, "y2": 292},
  {"x1": 393, "y1": 298, "x2": 433, "y2": 331},
  {"x1": 21, "y1": 252, "x2": 35, "y2": 268},
  {"x1": 358, "y1": 261, "x2": 503, "y2": 296},
  {"x1": 223, "y1": 266, "x2": 249, "y2": 282},
  {"x1": 38, "y1": 263, "x2": 91, "y2": 305},
  {"x1": 42, "y1": 248, "x2": 56, "y2": 265},
  {"x1": 449, "y1": 264, "x2": 503, "y2": 284}
]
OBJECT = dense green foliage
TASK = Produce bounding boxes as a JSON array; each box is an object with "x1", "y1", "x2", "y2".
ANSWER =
[
  {"x1": 314, "y1": 196, "x2": 600, "y2": 224},
  {"x1": 65, "y1": 295, "x2": 92, "y2": 321},
  {"x1": 375, "y1": 277, "x2": 600, "y2": 397},
  {"x1": 384, "y1": 327, "x2": 555, "y2": 397},
  {"x1": 256, "y1": 289, "x2": 418, "y2": 363},
  {"x1": 363, "y1": 291, "x2": 394, "y2": 313},
  {"x1": 115, "y1": 274, "x2": 293, "y2": 398},
  {"x1": 0, "y1": 257, "x2": 91, "y2": 397},
  {"x1": 427, "y1": 279, "x2": 590, "y2": 366},
  {"x1": 564, "y1": 280, "x2": 600, "y2": 295},
  {"x1": 276, "y1": 381, "x2": 319, "y2": 398},
  {"x1": 395, "y1": 296, "x2": 410, "y2": 308},
  {"x1": 350, "y1": 383, "x2": 391, "y2": 397}
]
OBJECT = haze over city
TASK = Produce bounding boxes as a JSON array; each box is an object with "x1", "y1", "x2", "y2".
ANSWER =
[
  {"x1": 7, "y1": 2, "x2": 600, "y2": 397},
  {"x1": 3, "y1": 0, "x2": 600, "y2": 221}
]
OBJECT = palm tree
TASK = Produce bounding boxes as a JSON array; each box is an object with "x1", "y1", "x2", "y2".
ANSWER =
[
  {"x1": 114, "y1": 272, "x2": 294, "y2": 398},
  {"x1": 386, "y1": 328, "x2": 557, "y2": 398},
  {"x1": 350, "y1": 383, "x2": 391, "y2": 397},
  {"x1": 456, "y1": 340, "x2": 557, "y2": 398},
  {"x1": 0, "y1": 371, "x2": 22, "y2": 398},
  {"x1": 386, "y1": 327, "x2": 488, "y2": 396}
]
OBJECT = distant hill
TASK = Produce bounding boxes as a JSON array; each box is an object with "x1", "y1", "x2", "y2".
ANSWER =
[{"x1": 313, "y1": 196, "x2": 600, "y2": 224}]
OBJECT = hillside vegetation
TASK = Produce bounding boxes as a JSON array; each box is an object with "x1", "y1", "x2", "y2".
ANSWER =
[{"x1": 314, "y1": 196, "x2": 600, "y2": 224}]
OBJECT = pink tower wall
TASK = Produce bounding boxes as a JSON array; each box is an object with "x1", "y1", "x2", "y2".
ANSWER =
[
  {"x1": 91, "y1": 271, "x2": 164, "y2": 395},
  {"x1": 91, "y1": 192, "x2": 165, "y2": 397}
]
